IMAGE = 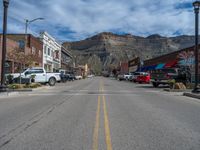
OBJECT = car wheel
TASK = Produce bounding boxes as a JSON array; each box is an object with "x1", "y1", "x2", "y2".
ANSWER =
[
  {"x1": 152, "y1": 82, "x2": 159, "y2": 88},
  {"x1": 48, "y1": 77, "x2": 56, "y2": 86}
]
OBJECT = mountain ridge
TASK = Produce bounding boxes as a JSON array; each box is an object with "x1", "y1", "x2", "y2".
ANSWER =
[{"x1": 63, "y1": 32, "x2": 196, "y2": 72}]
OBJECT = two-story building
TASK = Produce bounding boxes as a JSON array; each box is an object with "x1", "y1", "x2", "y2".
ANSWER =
[
  {"x1": 61, "y1": 46, "x2": 73, "y2": 71},
  {"x1": 0, "y1": 34, "x2": 43, "y2": 75},
  {"x1": 40, "y1": 32, "x2": 61, "y2": 72},
  {"x1": 6, "y1": 34, "x2": 43, "y2": 67}
]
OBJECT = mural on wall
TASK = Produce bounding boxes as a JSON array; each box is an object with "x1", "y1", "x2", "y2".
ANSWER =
[
  {"x1": 178, "y1": 50, "x2": 195, "y2": 82},
  {"x1": 178, "y1": 51, "x2": 195, "y2": 67}
]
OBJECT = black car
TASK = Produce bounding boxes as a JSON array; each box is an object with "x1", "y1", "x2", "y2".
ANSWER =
[{"x1": 67, "y1": 74, "x2": 76, "y2": 81}]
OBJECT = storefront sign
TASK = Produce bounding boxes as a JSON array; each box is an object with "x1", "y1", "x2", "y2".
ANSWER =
[{"x1": 128, "y1": 57, "x2": 140, "y2": 72}]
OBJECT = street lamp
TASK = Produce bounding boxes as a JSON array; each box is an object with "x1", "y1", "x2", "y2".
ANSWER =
[
  {"x1": 1, "y1": 0, "x2": 9, "y2": 89},
  {"x1": 18, "y1": 17, "x2": 44, "y2": 84},
  {"x1": 192, "y1": 1, "x2": 200, "y2": 93},
  {"x1": 25, "y1": 18, "x2": 44, "y2": 35},
  {"x1": 24, "y1": 17, "x2": 44, "y2": 47}
]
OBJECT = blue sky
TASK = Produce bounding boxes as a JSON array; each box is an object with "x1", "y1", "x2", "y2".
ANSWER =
[{"x1": 0, "y1": 0, "x2": 196, "y2": 42}]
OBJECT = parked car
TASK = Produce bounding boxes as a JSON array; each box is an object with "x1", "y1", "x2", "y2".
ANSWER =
[
  {"x1": 67, "y1": 74, "x2": 76, "y2": 81},
  {"x1": 131, "y1": 72, "x2": 144, "y2": 82},
  {"x1": 117, "y1": 74, "x2": 125, "y2": 81},
  {"x1": 135, "y1": 72, "x2": 150, "y2": 84},
  {"x1": 75, "y1": 75, "x2": 83, "y2": 80},
  {"x1": 87, "y1": 74, "x2": 95, "y2": 78},
  {"x1": 10, "y1": 67, "x2": 61, "y2": 86},
  {"x1": 59, "y1": 70, "x2": 68, "y2": 82},
  {"x1": 124, "y1": 73, "x2": 133, "y2": 80},
  {"x1": 150, "y1": 68, "x2": 179, "y2": 87}
]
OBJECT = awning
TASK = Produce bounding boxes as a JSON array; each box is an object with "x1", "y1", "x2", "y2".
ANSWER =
[
  {"x1": 155, "y1": 63, "x2": 165, "y2": 69},
  {"x1": 164, "y1": 60, "x2": 177, "y2": 68},
  {"x1": 141, "y1": 66, "x2": 147, "y2": 72},
  {"x1": 147, "y1": 65, "x2": 157, "y2": 71}
]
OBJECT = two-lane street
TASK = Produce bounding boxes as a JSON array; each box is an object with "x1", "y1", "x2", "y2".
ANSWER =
[{"x1": 0, "y1": 77, "x2": 200, "y2": 150}]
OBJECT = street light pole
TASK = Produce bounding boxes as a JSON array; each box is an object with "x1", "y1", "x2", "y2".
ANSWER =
[
  {"x1": 24, "y1": 17, "x2": 44, "y2": 47},
  {"x1": 1, "y1": 0, "x2": 9, "y2": 88},
  {"x1": 192, "y1": 1, "x2": 200, "y2": 93}
]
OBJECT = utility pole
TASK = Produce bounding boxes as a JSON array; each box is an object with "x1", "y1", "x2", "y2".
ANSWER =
[{"x1": 1, "y1": 0, "x2": 9, "y2": 91}]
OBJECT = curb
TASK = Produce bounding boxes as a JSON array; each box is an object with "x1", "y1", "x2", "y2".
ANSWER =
[
  {"x1": 183, "y1": 92, "x2": 200, "y2": 100},
  {"x1": 0, "y1": 91, "x2": 20, "y2": 97},
  {"x1": 32, "y1": 86, "x2": 52, "y2": 91},
  {"x1": 163, "y1": 89, "x2": 186, "y2": 92},
  {"x1": 8, "y1": 88, "x2": 32, "y2": 92}
]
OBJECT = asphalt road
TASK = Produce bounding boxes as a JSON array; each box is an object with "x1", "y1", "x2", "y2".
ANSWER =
[{"x1": 0, "y1": 77, "x2": 200, "y2": 150}]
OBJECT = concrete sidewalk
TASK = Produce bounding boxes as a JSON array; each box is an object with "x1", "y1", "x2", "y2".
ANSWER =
[{"x1": 0, "y1": 85, "x2": 53, "y2": 98}]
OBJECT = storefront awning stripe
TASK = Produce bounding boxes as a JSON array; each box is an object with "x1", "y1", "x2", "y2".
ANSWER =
[
  {"x1": 164, "y1": 60, "x2": 177, "y2": 68},
  {"x1": 155, "y1": 63, "x2": 165, "y2": 69}
]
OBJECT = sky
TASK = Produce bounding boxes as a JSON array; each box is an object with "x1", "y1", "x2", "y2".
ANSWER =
[{"x1": 0, "y1": 0, "x2": 196, "y2": 42}]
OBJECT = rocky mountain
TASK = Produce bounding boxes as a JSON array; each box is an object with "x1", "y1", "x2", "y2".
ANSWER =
[{"x1": 63, "y1": 32, "x2": 196, "y2": 71}]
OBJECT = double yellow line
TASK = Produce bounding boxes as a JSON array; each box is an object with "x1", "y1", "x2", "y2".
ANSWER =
[{"x1": 93, "y1": 81, "x2": 112, "y2": 150}]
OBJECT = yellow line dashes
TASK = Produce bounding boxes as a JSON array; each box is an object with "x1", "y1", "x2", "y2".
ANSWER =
[{"x1": 93, "y1": 80, "x2": 112, "y2": 150}]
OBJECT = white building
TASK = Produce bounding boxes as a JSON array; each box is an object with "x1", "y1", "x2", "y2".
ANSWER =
[{"x1": 40, "y1": 32, "x2": 61, "y2": 72}]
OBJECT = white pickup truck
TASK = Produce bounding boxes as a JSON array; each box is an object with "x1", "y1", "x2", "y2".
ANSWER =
[{"x1": 10, "y1": 67, "x2": 61, "y2": 86}]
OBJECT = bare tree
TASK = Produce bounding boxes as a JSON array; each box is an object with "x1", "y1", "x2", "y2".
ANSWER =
[{"x1": 7, "y1": 47, "x2": 38, "y2": 83}]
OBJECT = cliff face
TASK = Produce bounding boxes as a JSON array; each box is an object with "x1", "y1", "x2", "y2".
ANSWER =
[{"x1": 63, "y1": 32, "x2": 196, "y2": 69}]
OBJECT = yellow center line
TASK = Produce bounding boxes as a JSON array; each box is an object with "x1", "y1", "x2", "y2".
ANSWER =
[
  {"x1": 102, "y1": 81, "x2": 113, "y2": 150},
  {"x1": 93, "y1": 95, "x2": 101, "y2": 150},
  {"x1": 103, "y1": 95, "x2": 113, "y2": 150},
  {"x1": 93, "y1": 80, "x2": 112, "y2": 150}
]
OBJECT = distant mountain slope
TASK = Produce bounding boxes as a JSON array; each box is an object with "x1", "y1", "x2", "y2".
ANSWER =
[{"x1": 63, "y1": 32, "x2": 196, "y2": 70}]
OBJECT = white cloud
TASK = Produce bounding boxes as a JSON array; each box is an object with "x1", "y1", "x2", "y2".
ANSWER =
[{"x1": 0, "y1": 0, "x2": 195, "y2": 41}]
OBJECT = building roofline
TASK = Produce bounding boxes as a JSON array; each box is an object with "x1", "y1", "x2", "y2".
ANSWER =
[
  {"x1": 144, "y1": 45, "x2": 195, "y2": 63},
  {"x1": 40, "y1": 31, "x2": 62, "y2": 45},
  {"x1": 0, "y1": 33, "x2": 43, "y2": 44},
  {"x1": 61, "y1": 46, "x2": 73, "y2": 58}
]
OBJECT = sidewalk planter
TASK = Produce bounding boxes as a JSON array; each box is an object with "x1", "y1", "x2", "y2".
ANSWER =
[
  {"x1": 8, "y1": 83, "x2": 42, "y2": 90},
  {"x1": 8, "y1": 84, "x2": 24, "y2": 89},
  {"x1": 186, "y1": 83, "x2": 194, "y2": 89}
]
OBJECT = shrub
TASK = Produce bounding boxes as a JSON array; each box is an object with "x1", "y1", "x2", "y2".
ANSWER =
[
  {"x1": 167, "y1": 79, "x2": 176, "y2": 89},
  {"x1": 23, "y1": 83, "x2": 42, "y2": 88},
  {"x1": 29, "y1": 83, "x2": 41, "y2": 88},
  {"x1": 6, "y1": 74, "x2": 14, "y2": 84},
  {"x1": 8, "y1": 83, "x2": 42, "y2": 89},
  {"x1": 8, "y1": 84, "x2": 24, "y2": 89},
  {"x1": 186, "y1": 83, "x2": 194, "y2": 89}
]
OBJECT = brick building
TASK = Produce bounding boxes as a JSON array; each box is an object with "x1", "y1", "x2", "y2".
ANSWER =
[
  {"x1": 119, "y1": 61, "x2": 129, "y2": 74},
  {"x1": 0, "y1": 36, "x2": 19, "y2": 79},
  {"x1": 128, "y1": 57, "x2": 140, "y2": 72},
  {"x1": 0, "y1": 34, "x2": 43, "y2": 77},
  {"x1": 6, "y1": 34, "x2": 43, "y2": 67},
  {"x1": 61, "y1": 46, "x2": 73, "y2": 71}
]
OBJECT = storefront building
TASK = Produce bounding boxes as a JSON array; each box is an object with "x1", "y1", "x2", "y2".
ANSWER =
[
  {"x1": 40, "y1": 32, "x2": 61, "y2": 72},
  {"x1": 143, "y1": 45, "x2": 198, "y2": 81},
  {"x1": 0, "y1": 34, "x2": 43, "y2": 77},
  {"x1": 119, "y1": 61, "x2": 129, "y2": 74},
  {"x1": 128, "y1": 57, "x2": 140, "y2": 73},
  {"x1": 61, "y1": 46, "x2": 73, "y2": 71}
]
